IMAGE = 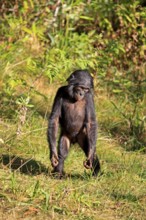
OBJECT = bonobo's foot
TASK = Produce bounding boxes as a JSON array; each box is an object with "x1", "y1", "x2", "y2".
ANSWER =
[
  {"x1": 92, "y1": 166, "x2": 100, "y2": 176},
  {"x1": 51, "y1": 165, "x2": 65, "y2": 179},
  {"x1": 92, "y1": 157, "x2": 100, "y2": 176},
  {"x1": 51, "y1": 169, "x2": 64, "y2": 179}
]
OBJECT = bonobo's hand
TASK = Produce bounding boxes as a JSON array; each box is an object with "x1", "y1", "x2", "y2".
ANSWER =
[
  {"x1": 83, "y1": 158, "x2": 92, "y2": 169},
  {"x1": 51, "y1": 153, "x2": 59, "y2": 167}
]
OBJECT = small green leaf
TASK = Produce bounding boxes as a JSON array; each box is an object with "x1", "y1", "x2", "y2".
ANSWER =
[{"x1": 113, "y1": 89, "x2": 122, "y2": 93}]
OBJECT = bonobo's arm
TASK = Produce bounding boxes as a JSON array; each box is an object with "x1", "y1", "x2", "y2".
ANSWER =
[
  {"x1": 47, "y1": 88, "x2": 63, "y2": 167},
  {"x1": 84, "y1": 92, "x2": 97, "y2": 168}
]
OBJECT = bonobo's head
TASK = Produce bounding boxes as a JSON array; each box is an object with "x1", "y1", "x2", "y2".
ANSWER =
[{"x1": 67, "y1": 70, "x2": 93, "y2": 101}]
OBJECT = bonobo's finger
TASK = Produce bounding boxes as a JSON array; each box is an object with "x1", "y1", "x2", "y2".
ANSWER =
[
  {"x1": 83, "y1": 159, "x2": 92, "y2": 169},
  {"x1": 51, "y1": 159, "x2": 58, "y2": 167},
  {"x1": 51, "y1": 154, "x2": 59, "y2": 167}
]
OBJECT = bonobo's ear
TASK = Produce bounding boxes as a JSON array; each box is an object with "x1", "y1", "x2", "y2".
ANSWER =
[{"x1": 66, "y1": 73, "x2": 75, "y2": 84}]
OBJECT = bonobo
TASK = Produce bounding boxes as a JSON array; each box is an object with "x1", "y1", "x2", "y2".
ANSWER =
[{"x1": 47, "y1": 69, "x2": 100, "y2": 177}]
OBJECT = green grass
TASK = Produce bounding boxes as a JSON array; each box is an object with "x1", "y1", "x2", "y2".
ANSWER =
[
  {"x1": 0, "y1": 110, "x2": 146, "y2": 220},
  {"x1": 0, "y1": 2, "x2": 146, "y2": 219}
]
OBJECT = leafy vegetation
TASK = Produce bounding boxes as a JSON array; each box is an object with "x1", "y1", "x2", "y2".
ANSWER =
[{"x1": 0, "y1": 0, "x2": 146, "y2": 219}]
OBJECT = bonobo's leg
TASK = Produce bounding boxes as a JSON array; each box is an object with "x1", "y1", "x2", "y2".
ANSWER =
[
  {"x1": 53, "y1": 135, "x2": 70, "y2": 176},
  {"x1": 77, "y1": 130, "x2": 100, "y2": 176}
]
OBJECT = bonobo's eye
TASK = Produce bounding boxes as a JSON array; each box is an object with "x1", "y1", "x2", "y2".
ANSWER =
[
  {"x1": 74, "y1": 86, "x2": 89, "y2": 94},
  {"x1": 82, "y1": 88, "x2": 89, "y2": 93}
]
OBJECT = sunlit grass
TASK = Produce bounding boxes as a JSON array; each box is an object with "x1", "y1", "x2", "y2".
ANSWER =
[
  {"x1": 0, "y1": 111, "x2": 145, "y2": 220},
  {"x1": 0, "y1": 1, "x2": 146, "y2": 219}
]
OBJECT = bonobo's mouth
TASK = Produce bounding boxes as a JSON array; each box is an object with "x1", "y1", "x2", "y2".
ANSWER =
[{"x1": 74, "y1": 94, "x2": 84, "y2": 101}]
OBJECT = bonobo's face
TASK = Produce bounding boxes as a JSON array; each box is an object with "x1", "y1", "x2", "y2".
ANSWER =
[{"x1": 73, "y1": 86, "x2": 89, "y2": 101}]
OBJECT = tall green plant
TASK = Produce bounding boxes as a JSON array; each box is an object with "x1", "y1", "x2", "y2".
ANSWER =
[{"x1": 108, "y1": 66, "x2": 146, "y2": 151}]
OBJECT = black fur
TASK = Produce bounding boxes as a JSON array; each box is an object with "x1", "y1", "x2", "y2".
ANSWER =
[{"x1": 47, "y1": 70, "x2": 100, "y2": 177}]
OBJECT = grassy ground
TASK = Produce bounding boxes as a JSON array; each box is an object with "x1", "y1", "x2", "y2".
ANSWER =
[{"x1": 0, "y1": 95, "x2": 146, "y2": 220}]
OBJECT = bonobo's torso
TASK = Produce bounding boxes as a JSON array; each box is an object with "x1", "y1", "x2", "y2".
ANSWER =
[{"x1": 60, "y1": 98, "x2": 86, "y2": 137}]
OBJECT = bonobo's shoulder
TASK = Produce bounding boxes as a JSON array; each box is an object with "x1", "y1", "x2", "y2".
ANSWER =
[
  {"x1": 85, "y1": 90, "x2": 94, "y2": 103},
  {"x1": 86, "y1": 90, "x2": 94, "y2": 98},
  {"x1": 56, "y1": 86, "x2": 68, "y2": 97}
]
